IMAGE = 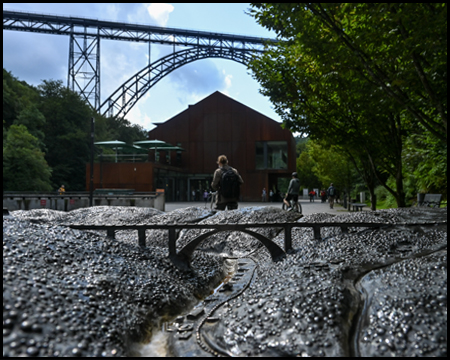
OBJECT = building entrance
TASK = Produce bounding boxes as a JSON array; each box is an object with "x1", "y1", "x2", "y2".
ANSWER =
[
  {"x1": 187, "y1": 177, "x2": 212, "y2": 202},
  {"x1": 268, "y1": 173, "x2": 292, "y2": 202}
]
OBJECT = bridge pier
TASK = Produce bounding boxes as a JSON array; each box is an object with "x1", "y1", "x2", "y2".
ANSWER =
[
  {"x1": 65, "y1": 221, "x2": 417, "y2": 270},
  {"x1": 284, "y1": 225, "x2": 292, "y2": 252},
  {"x1": 138, "y1": 229, "x2": 146, "y2": 247}
]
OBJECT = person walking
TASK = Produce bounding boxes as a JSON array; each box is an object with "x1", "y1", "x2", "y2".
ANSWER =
[
  {"x1": 320, "y1": 189, "x2": 327, "y2": 203},
  {"x1": 327, "y1": 183, "x2": 336, "y2": 209},
  {"x1": 203, "y1": 189, "x2": 209, "y2": 207},
  {"x1": 211, "y1": 155, "x2": 244, "y2": 211},
  {"x1": 309, "y1": 190, "x2": 316, "y2": 202},
  {"x1": 58, "y1": 185, "x2": 65, "y2": 195},
  {"x1": 283, "y1": 172, "x2": 300, "y2": 211},
  {"x1": 261, "y1": 188, "x2": 267, "y2": 202}
]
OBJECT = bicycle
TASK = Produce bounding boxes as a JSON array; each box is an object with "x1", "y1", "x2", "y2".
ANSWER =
[
  {"x1": 282, "y1": 196, "x2": 302, "y2": 214},
  {"x1": 208, "y1": 191, "x2": 217, "y2": 210}
]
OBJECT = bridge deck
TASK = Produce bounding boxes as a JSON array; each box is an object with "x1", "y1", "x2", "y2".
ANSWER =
[{"x1": 64, "y1": 221, "x2": 445, "y2": 270}]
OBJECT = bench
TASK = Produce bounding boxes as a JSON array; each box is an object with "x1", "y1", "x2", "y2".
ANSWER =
[
  {"x1": 350, "y1": 203, "x2": 367, "y2": 211},
  {"x1": 418, "y1": 194, "x2": 442, "y2": 208}
]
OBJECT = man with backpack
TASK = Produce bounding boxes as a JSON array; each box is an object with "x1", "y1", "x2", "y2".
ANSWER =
[
  {"x1": 327, "y1": 182, "x2": 336, "y2": 209},
  {"x1": 283, "y1": 172, "x2": 301, "y2": 211},
  {"x1": 211, "y1": 155, "x2": 244, "y2": 210}
]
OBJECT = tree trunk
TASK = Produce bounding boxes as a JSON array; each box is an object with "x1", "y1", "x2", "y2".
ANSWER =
[
  {"x1": 370, "y1": 192, "x2": 376, "y2": 211},
  {"x1": 395, "y1": 166, "x2": 406, "y2": 207}
]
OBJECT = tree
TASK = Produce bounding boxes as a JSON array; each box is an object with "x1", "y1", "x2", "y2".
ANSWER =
[
  {"x1": 404, "y1": 133, "x2": 447, "y2": 199},
  {"x1": 13, "y1": 104, "x2": 47, "y2": 150},
  {"x1": 3, "y1": 69, "x2": 41, "y2": 128},
  {"x1": 3, "y1": 124, "x2": 52, "y2": 191},
  {"x1": 250, "y1": 3, "x2": 447, "y2": 142},
  {"x1": 296, "y1": 151, "x2": 321, "y2": 190},
  {"x1": 306, "y1": 141, "x2": 358, "y2": 200},
  {"x1": 3, "y1": 70, "x2": 151, "y2": 192},
  {"x1": 249, "y1": 3, "x2": 447, "y2": 205},
  {"x1": 37, "y1": 80, "x2": 94, "y2": 190}
]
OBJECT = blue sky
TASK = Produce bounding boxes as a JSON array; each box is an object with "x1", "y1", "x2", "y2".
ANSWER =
[{"x1": 3, "y1": 3, "x2": 281, "y2": 131}]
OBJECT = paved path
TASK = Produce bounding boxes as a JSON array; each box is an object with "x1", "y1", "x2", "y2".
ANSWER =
[{"x1": 165, "y1": 199, "x2": 367, "y2": 215}]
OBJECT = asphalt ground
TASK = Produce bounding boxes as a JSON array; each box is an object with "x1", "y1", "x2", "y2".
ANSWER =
[{"x1": 164, "y1": 198, "x2": 365, "y2": 215}]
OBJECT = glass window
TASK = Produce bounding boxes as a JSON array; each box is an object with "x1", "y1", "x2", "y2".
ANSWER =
[
  {"x1": 255, "y1": 142, "x2": 265, "y2": 169},
  {"x1": 255, "y1": 141, "x2": 288, "y2": 169}
]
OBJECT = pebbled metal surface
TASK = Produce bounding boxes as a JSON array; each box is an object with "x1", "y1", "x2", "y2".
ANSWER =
[{"x1": 3, "y1": 206, "x2": 447, "y2": 357}]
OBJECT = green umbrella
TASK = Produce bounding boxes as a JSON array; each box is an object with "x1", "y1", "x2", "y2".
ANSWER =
[
  {"x1": 133, "y1": 140, "x2": 173, "y2": 161},
  {"x1": 94, "y1": 140, "x2": 127, "y2": 162}
]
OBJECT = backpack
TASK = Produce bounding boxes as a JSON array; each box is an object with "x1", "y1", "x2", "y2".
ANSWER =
[
  {"x1": 328, "y1": 187, "x2": 335, "y2": 196},
  {"x1": 220, "y1": 168, "x2": 241, "y2": 198}
]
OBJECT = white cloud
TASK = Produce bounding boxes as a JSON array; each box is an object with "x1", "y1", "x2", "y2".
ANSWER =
[
  {"x1": 126, "y1": 98, "x2": 153, "y2": 131},
  {"x1": 146, "y1": 3, "x2": 174, "y2": 27},
  {"x1": 222, "y1": 70, "x2": 233, "y2": 95}
]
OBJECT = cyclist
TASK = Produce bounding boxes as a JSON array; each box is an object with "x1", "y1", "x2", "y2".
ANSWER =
[{"x1": 283, "y1": 172, "x2": 300, "y2": 212}]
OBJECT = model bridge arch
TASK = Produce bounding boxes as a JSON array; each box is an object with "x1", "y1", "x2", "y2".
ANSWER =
[
  {"x1": 3, "y1": 10, "x2": 275, "y2": 117},
  {"x1": 60, "y1": 221, "x2": 444, "y2": 270}
]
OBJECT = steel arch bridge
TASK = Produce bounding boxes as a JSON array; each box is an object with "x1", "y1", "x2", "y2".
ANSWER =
[
  {"x1": 102, "y1": 46, "x2": 254, "y2": 118},
  {"x1": 3, "y1": 10, "x2": 275, "y2": 118}
]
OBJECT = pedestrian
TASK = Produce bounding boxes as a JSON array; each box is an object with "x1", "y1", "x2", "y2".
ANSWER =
[
  {"x1": 283, "y1": 172, "x2": 300, "y2": 211},
  {"x1": 191, "y1": 189, "x2": 196, "y2": 201},
  {"x1": 211, "y1": 155, "x2": 244, "y2": 211},
  {"x1": 203, "y1": 189, "x2": 209, "y2": 207},
  {"x1": 261, "y1": 188, "x2": 267, "y2": 202},
  {"x1": 269, "y1": 189, "x2": 274, "y2": 202},
  {"x1": 327, "y1": 183, "x2": 336, "y2": 209},
  {"x1": 309, "y1": 190, "x2": 316, "y2": 202},
  {"x1": 58, "y1": 185, "x2": 65, "y2": 195},
  {"x1": 320, "y1": 189, "x2": 327, "y2": 203}
]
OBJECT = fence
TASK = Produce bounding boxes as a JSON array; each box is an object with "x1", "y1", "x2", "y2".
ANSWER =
[{"x1": 2, "y1": 191, "x2": 165, "y2": 212}]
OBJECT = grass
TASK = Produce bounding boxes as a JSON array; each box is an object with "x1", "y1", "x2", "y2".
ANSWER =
[{"x1": 365, "y1": 199, "x2": 447, "y2": 210}]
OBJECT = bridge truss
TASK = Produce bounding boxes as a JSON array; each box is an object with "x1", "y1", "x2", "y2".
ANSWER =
[{"x1": 3, "y1": 10, "x2": 274, "y2": 117}]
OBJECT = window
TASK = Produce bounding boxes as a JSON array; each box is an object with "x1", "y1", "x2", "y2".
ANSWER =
[{"x1": 255, "y1": 141, "x2": 288, "y2": 169}]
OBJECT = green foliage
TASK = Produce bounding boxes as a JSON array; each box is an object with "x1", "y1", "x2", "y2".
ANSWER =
[
  {"x1": 13, "y1": 104, "x2": 47, "y2": 150},
  {"x1": 96, "y1": 116, "x2": 148, "y2": 143},
  {"x1": 36, "y1": 80, "x2": 94, "y2": 190},
  {"x1": 3, "y1": 69, "x2": 150, "y2": 192},
  {"x1": 249, "y1": 3, "x2": 447, "y2": 205},
  {"x1": 305, "y1": 140, "x2": 358, "y2": 193},
  {"x1": 404, "y1": 133, "x2": 447, "y2": 200},
  {"x1": 296, "y1": 151, "x2": 321, "y2": 190},
  {"x1": 3, "y1": 69, "x2": 40, "y2": 127},
  {"x1": 3, "y1": 124, "x2": 52, "y2": 191},
  {"x1": 251, "y1": 3, "x2": 447, "y2": 143},
  {"x1": 295, "y1": 136, "x2": 308, "y2": 157}
]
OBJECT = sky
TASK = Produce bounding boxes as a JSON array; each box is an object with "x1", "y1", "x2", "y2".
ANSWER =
[{"x1": 3, "y1": 3, "x2": 282, "y2": 132}]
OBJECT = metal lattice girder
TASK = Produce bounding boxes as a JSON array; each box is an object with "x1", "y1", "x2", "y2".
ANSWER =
[
  {"x1": 3, "y1": 10, "x2": 274, "y2": 51},
  {"x1": 100, "y1": 46, "x2": 257, "y2": 118},
  {"x1": 68, "y1": 31, "x2": 100, "y2": 109},
  {"x1": 3, "y1": 10, "x2": 276, "y2": 112}
]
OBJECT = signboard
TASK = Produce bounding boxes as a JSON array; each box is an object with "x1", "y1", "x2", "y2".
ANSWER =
[
  {"x1": 40, "y1": 199, "x2": 46, "y2": 207},
  {"x1": 70, "y1": 199, "x2": 75, "y2": 205}
]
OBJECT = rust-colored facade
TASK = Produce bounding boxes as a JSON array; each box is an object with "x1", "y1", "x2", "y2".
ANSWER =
[{"x1": 87, "y1": 91, "x2": 296, "y2": 201}]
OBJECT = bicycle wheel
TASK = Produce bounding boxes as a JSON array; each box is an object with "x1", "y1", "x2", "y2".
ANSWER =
[{"x1": 210, "y1": 192, "x2": 217, "y2": 210}]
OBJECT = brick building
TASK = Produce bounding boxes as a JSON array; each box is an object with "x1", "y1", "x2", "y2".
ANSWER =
[{"x1": 88, "y1": 91, "x2": 296, "y2": 201}]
